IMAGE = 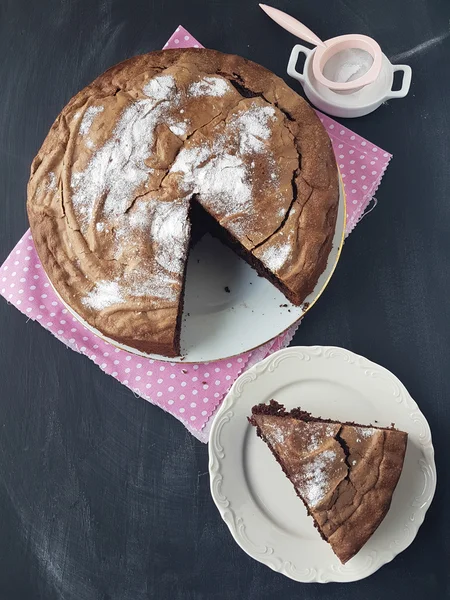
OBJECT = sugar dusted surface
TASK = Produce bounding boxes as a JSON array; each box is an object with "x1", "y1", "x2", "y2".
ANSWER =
[
  {"x1": 107, "y1": 198, "x2": 190, "y2": 303},
  {"x1": 71, "y1": 75, "x2": 182, "y2": 231},
  {"x1": 230, "y1": 104, "x2": 276, "y2": 155},
  {"x1": 170, "y1": 102, "x2": 278, "y2": 221},
  {"x1": 71, "y1": 75, "x2": 281, "y2": 311},
  {"x1": 305, "y1": 424, "x2": 336, "y2": 452},
  {"x1": 172, "y1": 147, "x2": 252, "y2": 213},
  {"x1": 47, "y1": 172, "x2": 57, "y2": 192},
  {"x1": 71, "y1": 83, "x2": 281, "y2": 288},
  {"x1": 262, "y1": 419, "x2": 337, "y2": 453},
  {"x1": 294, "y1": 449, "x2": 337, "y2": 508},
  {"x1": 79, "y1": 106, "x2": 104, "y2": 136},
  {"x1": 82, "y1": 280, "x2": 123, "y2": 310},
  {"x1": 151, "y1": 200, "x2": 190, "y2": 273},
  {"x1": 260, "y1": 242, "x2": 291, "y2": 273},
  {"x1": 259, "y1": 418, "x2": 286, "y2": 445},
  {"x1": 356, "y1": 426, "x2": 375, "y2": 439},
  {"x1": 143, "y1": 74, "x2": 177, "y2": 102},
  {"x1": 188, "y1": 75, "x2": 231, "y2": 97},
  {"x1": 169, "y1": 121, "x2": 189, "y2": 137}
]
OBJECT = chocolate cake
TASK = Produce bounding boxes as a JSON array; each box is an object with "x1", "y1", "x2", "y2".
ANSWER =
[
  {"x1": 27, "y1": 49, "x2": 339, "y2": 357},
  {"x1": 249, "y1": 401, "x2": 407, "y2": 564}
]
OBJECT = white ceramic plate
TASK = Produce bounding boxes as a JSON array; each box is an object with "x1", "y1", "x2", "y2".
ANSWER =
[
  {"x1": 57, "y1": 182, "x2": 346, "y2": 363},
  {"x1": 209, "y1": 346, "x2": 436, "y2": 583}
]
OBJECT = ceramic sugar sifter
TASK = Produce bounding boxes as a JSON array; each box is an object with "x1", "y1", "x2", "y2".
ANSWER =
[{"x1": 260, "y1": 4, "x2": 412, "y2": 118}]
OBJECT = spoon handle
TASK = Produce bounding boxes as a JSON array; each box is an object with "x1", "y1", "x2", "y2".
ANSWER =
[{"x1": 259, "y1": 4, "x2": 326, "y2": 48}]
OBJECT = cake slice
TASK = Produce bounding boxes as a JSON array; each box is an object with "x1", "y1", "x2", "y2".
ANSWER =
[{"x1": 249, "y1": 401, "x2": 408, "y2": 563}]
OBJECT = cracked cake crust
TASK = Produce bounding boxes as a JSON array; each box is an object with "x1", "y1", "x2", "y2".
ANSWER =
[
  {"x1": 27, "y1": 49, "x2": 339, "y2": 357},
  {"x1": 249, "y1": 400, "x2": 408, "y2": 564}
]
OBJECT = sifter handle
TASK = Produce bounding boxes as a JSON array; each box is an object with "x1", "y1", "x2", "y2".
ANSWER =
[{"x1": 259, "y1": 4, "x2": 326, "y2": 48}]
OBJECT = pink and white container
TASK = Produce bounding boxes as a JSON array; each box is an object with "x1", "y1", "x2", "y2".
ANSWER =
[
  {"x1": 288, "y1": 43, "x2": 412, "y2": 118},
  {"x1": 259, "y1": 4, "x2": 412, "y2": 118}
]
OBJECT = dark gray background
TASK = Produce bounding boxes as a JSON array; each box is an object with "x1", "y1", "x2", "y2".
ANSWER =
[{"x1": 0, "y1": 0, "x2": 449, "y2": 598}]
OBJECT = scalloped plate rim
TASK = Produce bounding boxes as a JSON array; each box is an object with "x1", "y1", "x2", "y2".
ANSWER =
[{"x1": 208, "y1": 345, "x2": 436, "y2": 583}]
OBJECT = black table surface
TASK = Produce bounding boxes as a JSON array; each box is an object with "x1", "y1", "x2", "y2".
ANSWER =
[{"x1": 1, "y1": 0, "x2": 449, "y2": 598}]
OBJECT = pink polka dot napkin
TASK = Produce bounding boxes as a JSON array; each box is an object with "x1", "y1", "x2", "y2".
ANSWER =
[{"x1": 0, "y1": 26, "x2": 391, "y2": 443}]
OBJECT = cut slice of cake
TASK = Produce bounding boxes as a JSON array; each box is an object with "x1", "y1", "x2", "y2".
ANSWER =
[{"x1": 249, "y1": 400, "x2": 408, "y2": 564}]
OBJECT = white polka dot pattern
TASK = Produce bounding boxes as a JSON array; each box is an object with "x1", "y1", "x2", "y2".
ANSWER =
[
  {"x1": 1, "y1": 229, "x2": 281, "y2": 434},
  {"x1": 317, "y1": 114, "x2": 391, "y2": 233},
  {"x1": 0, "y1": 26, "x2": 392, "y2": 443}
]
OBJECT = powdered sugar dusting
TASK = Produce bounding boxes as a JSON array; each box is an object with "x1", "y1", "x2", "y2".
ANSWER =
[
  {"x1": 127, "y1": 201, "x2": 151, "y2": 230},
  {"x1": 151, "y1": 200, "x2": 190, "y2": 273},
  {"x1": 307, "y1": 433, "x2": 320, "y2": 451},
  {"x1": 172, "y1": 145, "x2": 252, "y2": 213},
  {"x1": 296, "y1": 450, "x2": 337, "y2": 508},
  {"x1": 143, "y1": 75, "x2": 177, "y2": 101},
  {"x1": 356, "y1": 426, "x2": 375, "y2": 439},
  {"x1": 231, "y1": 105, "x2": 276, "y2": 154},
  {"x1": 306, "y1": 424, "x2": 337, "y2": 452},
  {"x1": 227, "y1": 219, "x2": 246, "y2": 238},
  {"x1": 170, "y1": 103, "x2": 278, "y2": 218},
  {"x1": 260, "y1": 242, "x2": 291, "y2": 272},
  {"x1": 169, "y1": 121, "x2": 189, "y2": 137},
  {"x1": 79, "y1": 106, "x2": 104, "y2": 136},
  {"x1": 125, "y1": 268, "x2": 178, "y2": 301},
  {"x1": 260, "y1": 419, "x2": 285, "y2": 445},
  {"x1": 72, "y1": 94, "x2": 277, "y2": 233},
  {"x1": 108, "y1": 197, "x2": 189, "y2": 300},
  {"x1": 82, "y1": 280, "x2": 123, "y2": 310},
  {"x1": 47, "y1": 172, "x2": 57, "y2": 191},
  {"x1": 188, "y1": 76, "x2": 230, "y2": 97},
  {"x1": 71, "y1": 75, "x2": 180, "y2": 231},
  {"x1": 68, "y1": 77, "x2": 282, "y2": 309}
]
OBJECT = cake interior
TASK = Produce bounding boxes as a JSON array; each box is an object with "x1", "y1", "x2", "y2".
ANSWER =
[{"x1": 188, "y1": 199, "x2": 300, "y2": 304}]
